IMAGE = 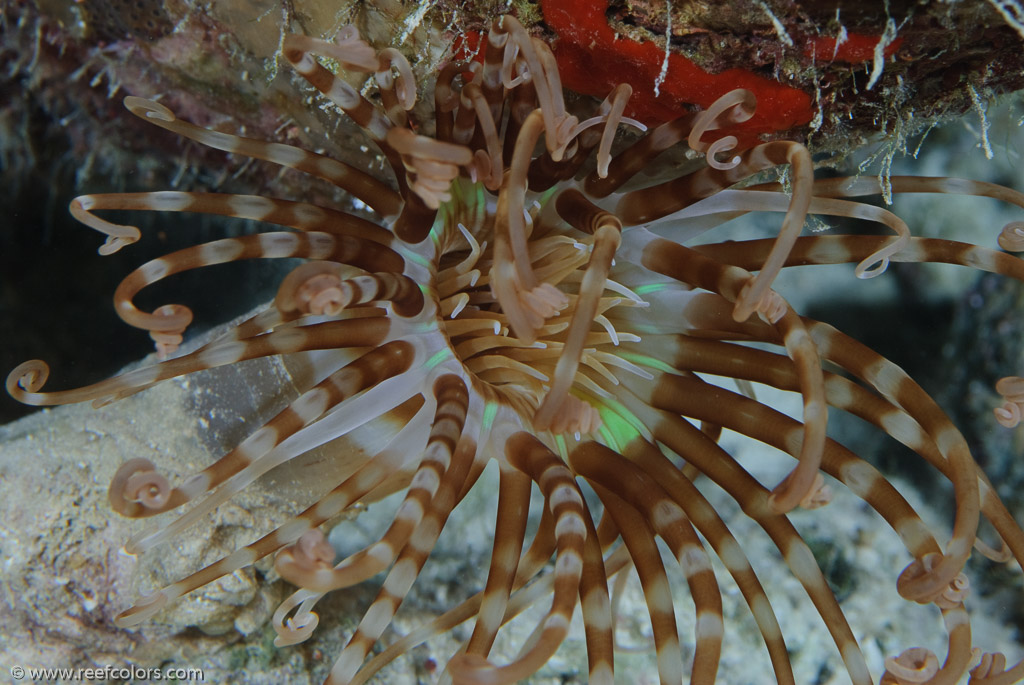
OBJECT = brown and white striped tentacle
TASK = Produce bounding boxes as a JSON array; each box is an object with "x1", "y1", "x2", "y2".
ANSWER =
[
  {"x1": 572, "y1": 442, "x2": 725, "y2": 685},
  {"x1": 462, "y1": 463, "x2": 532, "y2": 661},
  {"x1": 448, "y1": 431, "x2": 586, "y2": 685},
  {"x1": 353, "y1": 507, "x2": 560, "y2": 685},
  {"x1": 638, "y1": 364, "x2": 946, "y2": 563},
  {"x1": 573, "y1": 495, "x2": 616, "y2": 685},
  {"x1": 696, "y1": 235, "x2": 1024, "y2": 285},
  {"x1": 616, "y1": 140, "x2": 814, "y2": 227},
  {"x1": 325, "y1": 437, "x2": 481, "y2": 685},
  {"x1": 110, "y1": 369, "x2": 419, "y2": 530},
  {"x1": 802, "y1": 319, "x2": 981, "y2": 604},
  {"x1": 623, "y1": 437, "x2": 796, "y2": 685},
  {"x1": 489, "y1": 16, "x2": 576, "y2": 161},
  {"x1": 274, "y1": 263, "x2": 423, "y2": 319},
  {"x1": 588, "y1": 480, "x2": 687, "y2": 685},
  {"x1": 121, "y1": 96, "x2": 402, "y2": 219},
  {"x1": 72, "y1": 191, "x2": 397, "y2": 249},
  {"x1": 281, "y1": 34, "x2": 395, "y2": 148},
  {"x1": 120, "y1": 339, "x2": 419, "y2": 555},
  {"x1": 790, "y1": 175, "x2": 1024, "y2": 251},
  {"x1": 277, "y1": 374, "x2": 469, "y2": 592},
  {"x1": 374, "y1": 47, "x2": 417, "y2": 127},
  {"x1": 648, "y1": 312, "x2": 1024, "y2": 583},
  {"x1": 660, "y1": 189, "x2": 911, "y2": 279},
  {"x1": 605, "y1": 378, "x2": 875, "y2": 685},
  {"x1": 108, "y1": 231, "x2": 403, "y2": 345},
  {"x1": 641, "y1": 237, "x2": 828, "y2": 513},
  {"x1": 583, "y1": 112, "x2": 700, "y2": 199},
  {"x1": 116, "y1": 389, "x2": 430, "y2": 630},
  {"x1": 7, "y1": 316, "x2": 390, "y2": 408},
  {"x1": 270, "y1": 400, "x2": 434, "y2": 647},
  {"x1": 669, "y1": 297, "x2": 988, "y2": 608}
]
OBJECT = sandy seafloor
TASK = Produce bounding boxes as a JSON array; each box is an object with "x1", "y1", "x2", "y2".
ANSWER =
[{"x1": 2, "y1": 94, "x2": 1024, "y2": 685}]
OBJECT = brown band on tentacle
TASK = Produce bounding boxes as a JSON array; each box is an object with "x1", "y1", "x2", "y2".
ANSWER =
[
  {"x1": 617, "y1": 140, "x2": 806, "y2": 226},
  {"x1": 449, "y1": 431, "x2": 586, "y2": 685},
  {"x1": 282, "y1": 35, "x2": 390, "y2": 139},
  {"x1": 78, "y1": 192, "x2": 394, "y2": 243},
  {"x1": 326, "y1": 437, "x2": 480, "y2": 684},
  {"x1": 122, "y1": 97, "x2": 402, "y2": 219},
  {"x1": 110, "y1": 232, "x2": 402, "y2": 341},
  {"x1": 571, "y1": 441, "x2": 724, "y2": 683},
  {"x1": 281, "y1": 36, "x2": 408, "y2": 196},
  {"x1": 583, "y1": 113, "x2": 699, "y2": 198},
  {"x1": 7, "y1": 317, "x2": 391, "y2": 408},
  {"x1": 693, "y1": 235, "x2": 1024, "y2": 285},
  {"x1": 502, "y1": 78, "x2": 537, "y2": 164},
  {"x1": 527, "y1": 127, "x2": 602, "y2": 193},
  {"x1": 489, "y1": 16, "x2": 576, "y2": 161},
  {"x1": 462, "y1": 463, "x2": 532, "y2": 659},
  {"x1": 275, "y1": 263, "x2": 424, "y2": 318},
  {"x1": 433, "y1": 62, "x2": 468, "y2": 144},
  {"x1": 641, "y1": 239, "x2": 827, "y2": 513},
  {"x1": 610, "y1": 395, "x2": 873, "y2": 684},
  {"x1": 375, "y1": 47, "x2": 416, "y2": 127},
  {"x1": 113, "y1": 339, "x2": 417, "y2": 627},
  {"x1": 277, "y1": 375, "x2": 470, "y2": 594}
]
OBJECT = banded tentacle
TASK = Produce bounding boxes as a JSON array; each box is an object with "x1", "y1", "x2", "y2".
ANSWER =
[{"x1": 9, "y1": 11, "x2": 1024, "y2": 685}]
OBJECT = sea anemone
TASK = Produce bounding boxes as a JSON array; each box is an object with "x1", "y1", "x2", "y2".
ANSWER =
[{"x1": 7, "y1": 12, "x2": 1024, "y2": 685}]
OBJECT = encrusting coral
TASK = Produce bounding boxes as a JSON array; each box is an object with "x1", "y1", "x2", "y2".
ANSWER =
[{"x1": 7, "y1": 9, "x2": 1024, "y2": 685}]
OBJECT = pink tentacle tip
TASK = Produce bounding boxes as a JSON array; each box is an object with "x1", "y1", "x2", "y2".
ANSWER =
[
  {"x1": 994, "y1": 376, "x2": 1024, "y2": 427},
  {"x1": 882, "y1": 647, "x2": 939, "y2": 684},
  {"x1": 109, "y1": 458, "x2": 171, "y2": 515},
  {"x1": 276, "y1": 529, "x2": 336, "y2": 588}
]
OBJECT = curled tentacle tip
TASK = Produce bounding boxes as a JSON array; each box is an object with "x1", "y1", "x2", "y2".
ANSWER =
[
  {"x1": 297, "y1": 274, "x2": 347, "y2": 316},
  {"x1": 798, "y1": 473, "x2": 833, "y2": 510},
  {"x1": 996, "y1": 376, "x2": 1024, "y2": 401},
  {"x1": 897, "y1": 552, "x2": 967, "y2": 605},
  {"x1": 527, "y1": 282, "x2": 569, "y2": 317},
  {"x1": 882, "y1": 647, "x2": 939, "y2": 684},
  {"x1": 109, "y1": 458, "x2": 172, "y2": 516},
  {"x1": 855, "y1": 256, "x2": 890, "y2": 279},
  {"x1": 993, "y1": 377, "x2": 1024, "y2": 427},
  {"x1": 98, "y1": 235, "x2": 139, "y2": 256},
  {"x1": 994, "y1": 402, "x2": 1022, "y2": 428},
  {"x1": 969, "y1": 651, "x2": 1020, "y2": 683},
  {"x1": 273, "y1": 610, "x2": 319, "y2": 647},
  {"x1": 7, "y1": 360, "x2": 50, "y2": 397},
  {"x1": 534, "y1": 394, "x2": 602, "y2": 436},
  {"x1": 705, "y1": 135, "x2": 741, "y2": 171},
  {"x1": 123, "y1": 96, "x2": 175, "y2": 122},
  {"x1": 997, "y1": 221, "x2": 1024, "y2": 252},
  {"x1": 934, "y1": 571, "x2": 970, "y2": 609},
  {"x1": 275, "y1": 529, "x2": 336, "y2": 587}
]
